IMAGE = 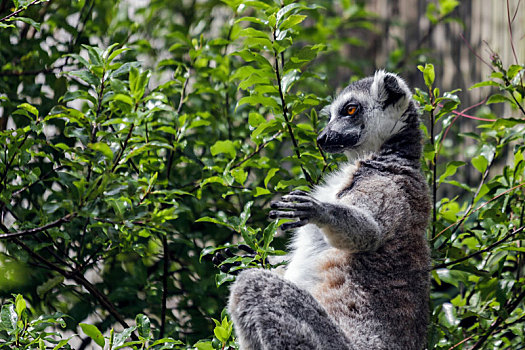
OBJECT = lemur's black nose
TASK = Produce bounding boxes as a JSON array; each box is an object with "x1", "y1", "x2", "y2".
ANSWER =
[{"x1": 317, "y1": 129, "x2": 328, "y2": 147}]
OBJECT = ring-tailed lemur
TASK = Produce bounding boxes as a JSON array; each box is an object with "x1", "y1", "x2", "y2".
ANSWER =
[{"x1": 228, "y1": 71, "x2": 431, "y2": 350}]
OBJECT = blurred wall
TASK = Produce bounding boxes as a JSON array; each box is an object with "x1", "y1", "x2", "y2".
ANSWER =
[{"x1": 367, "y1": 0, "x2": 524, "y2": 112}]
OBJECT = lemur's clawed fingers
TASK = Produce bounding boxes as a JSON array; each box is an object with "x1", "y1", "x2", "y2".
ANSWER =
[
  {"x1": 280, "y1": 218, "x2": 309, "y2": 230},
  {"x1": 269, "y1": 190, "x2": 318, "y2": 228},
  {"x1": 281, "y1": 194, "x2": 314, "y2": 203},
  {"x1": 238, "y1": 244, "x2": 256, "y2": 255},
  {"x1": 270, "y1": 201, "x2": 315, "y2": 210},
  {"x1": 269, "y1": 210, "x2": 310, "y2": 219},
  {"x1": 288, "y1": 190, "x2": 310, "y2": 196}
]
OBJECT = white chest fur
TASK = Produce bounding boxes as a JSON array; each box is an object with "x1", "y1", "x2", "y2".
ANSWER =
[{"x1": 283, "y1": 162, "x2": 357, "y2": 291}]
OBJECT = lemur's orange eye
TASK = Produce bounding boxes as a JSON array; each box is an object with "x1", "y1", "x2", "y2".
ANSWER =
[{"x1": 346, "y1": 105, "x2": 357, "y2": 116}]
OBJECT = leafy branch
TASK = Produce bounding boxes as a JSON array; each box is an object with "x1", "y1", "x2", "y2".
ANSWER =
[
  {"x1": 469, "y1": 287, "x2": 525, "y2": 350},
  {"x1": 433, "y1": 226, "x2": 525, "y2": 269},
  {"x1": 0, "y1": 0, "x2": 43, "y2": 23},
  {"x1": 0, "y1": 213, "x2": 76, "y2": 239}
]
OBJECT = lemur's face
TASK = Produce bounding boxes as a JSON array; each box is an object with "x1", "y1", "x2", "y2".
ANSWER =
[{"x1": 317, "y1": 71, "x2": 411, "y2": 155}]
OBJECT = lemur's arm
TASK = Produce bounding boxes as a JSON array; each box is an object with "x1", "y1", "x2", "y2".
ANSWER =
[
  {"x1": 270, "y1": 176, "x2": 409, "y2": 252},
  {"x1": 270, "y1": 190, "x2": 382, "y2": 251}
]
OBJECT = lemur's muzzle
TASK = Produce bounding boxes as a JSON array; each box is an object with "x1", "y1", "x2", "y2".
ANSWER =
[{"x1": 317, "y1": 127, "x2": 361, "y2": 153}]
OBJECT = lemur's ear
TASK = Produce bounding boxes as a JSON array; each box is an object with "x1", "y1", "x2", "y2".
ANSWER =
[{"x1": 371, "y1": 71, "x2": 410, "y2": 110}]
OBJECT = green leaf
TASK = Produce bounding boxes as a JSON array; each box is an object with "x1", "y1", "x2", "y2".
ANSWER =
[
  {"x1": 471, "y1": 155, "x2": 488, "y2": 173},
  {"x1": 440, "y1": 302, "x2": 459, "y2": 328},
  {"x1": 487, "y1": 94, "x2": 512, "y2": 104},
  {"x1": 239, "y1": 74, "x2": 270, "y2": 90},
  {"x1": 438, "y1": 161, "x2": 465, "y2": 184},
  {"x1": 0, "y1": 304, "x2": 17, "y2": 333},
  {"x1": 107, "y1": 47, "x2": 130, "y2": 63},
  {"x1": 279, "y1": 14, "x2": 307, "y2": 30},
  {"x1": 240, "y1": 201, "x2": 253, "y2": 227},
  {"x1": 17, "y1": 103, "x2": 39, "y2": 117},
  {"x1": 233, "y1": 49, "x2": 273, "y2": 69},
  {"x1": 65, "y1": 53, "x2": 90, "y2": 68},
  {"x1": 15, "y1": 295, "x2": 26, "y2": 318},
  {"x1": 12, "y1": 16, "x2": 40, "y2": 30},
  {"x1": 113, "y1": 340, "x2": 142, "y2": 350},
  {"x1": 214, "y1": 326, "x2": 229, "y2": 342},
  {"x1": 254, "y1": 187, "x2": 271, "y2": 197},
  {"x1": 113, "y1": 327, "x2": 136, "y2": 347},
  {"x1": 281, "y1": 69, "x2": 300, "y2": 92},
  {"x1": 417, "y1": 63, "x2": 435, "y2": 87},
  {"x1": 60, "y1": 90, "x2": 97, "y2": 104},
  {"x1": 110, "y1": 93, "x2": 134, "y2": 105},
  {"x1": 150, "y1": 338, "x2": 184, "y2": 346},
  {"x1": 53, "y1": 337, "x2": 73, "y2": 350},
  {"x1": 211, "y1": 140, "x2": 236, "y2": 159},
  {"x1": 231, "y1": 168, "x2": 248, "y2": 185},
  {"x1": 194, "y1": 341, "x2": 214, "y2": 350},
  {"x1": 263, "y1": 221, "x2": 277, "y2": 250},
  {"x1": 238, "y1": 27, "x2": 270, "y2": 39},
  {"x1": 88, "y1": 142, "x2": 114, "y2": 160},
  {"x1": 36, "y1": 276, "x2": 64, "y2": 297},
  {"x1": 438, "y1": 0, "x2": 459, "y2": 16},
  {"x1": 237, "y1": 95, "x2": 281, "y2": 112},
  {"x1": 264, "y1": 168, "x2": 280, "y2": 188},
  {"x1": 129, "y1": 68, "x2": 151, "y2": 102},
  {"x1": 80, "y1": 323, "x2": 105, "y2": 347},
  {"x1": 276, "y1": 3, "x2": 303, "y2": 23},
  {"x1": 248, "y1": 112, "x2": 266, "y2": 127},
  {"x1": 469, "y1": 80, "x2": 500, "y2": 89},
  {"x1": 82, "y1": 44, "x2": 103, "y2": 66},
  {"x1": 136, "y1": 314, "x2": 151, "y2": 338},
  {"x1": 68, "y1": 70, "x2": 101, "y2": 86},
  {"x1": 216, "y1": 271, "x2": 235, "y2": 286}
]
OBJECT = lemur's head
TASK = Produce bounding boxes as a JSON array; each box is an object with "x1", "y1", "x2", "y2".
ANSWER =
[{"x1": 317, "y1": 70, "x2": 412, "y2": 158}]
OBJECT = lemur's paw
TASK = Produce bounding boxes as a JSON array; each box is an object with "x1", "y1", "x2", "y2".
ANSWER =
[{"x1": 269, "y1": 190, "x2": 321, "y2": 230}]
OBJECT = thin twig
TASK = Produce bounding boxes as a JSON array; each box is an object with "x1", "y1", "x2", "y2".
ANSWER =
[
  {"x1": 166, "y1": 74, "x2": 189, "y2": 180},
  {"x1": 506, "y1": 0, "x2": 519, "y2": 65},
  {"x1": 429, "y1": 89, "x2": 437, "y2": 239},
  {"x1": 232, "y1": 132, "x2": 282, "y2": 169},
  {"x1": 459, "y1": 33, "x2": 494, "y2": 71},
  {"x1": 448, "y1": 336, "x2": 474, "y2": 350},
  {"x1": 0, "y1": 0, "x2": 41, "y2": 22},
  {"x1": 433, "y1": 226, "x2": 525, "y2": 269},
  {"x1": 159, "y1": 234, "x2": 169, "y2": 338},
  {"x1": 0, "y1": 213, "x2": 76, "y2": 239},
  {"x1": 272, "y1": 31, "x2": 312, "y2": 185},
  {"x1": 111, "y1": 124, "x2": 135, "y2": 173}
]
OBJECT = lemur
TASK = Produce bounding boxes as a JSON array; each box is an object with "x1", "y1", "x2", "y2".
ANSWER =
[{"x1": 228, "y1": 71, "x2": 431, "y2": 350}]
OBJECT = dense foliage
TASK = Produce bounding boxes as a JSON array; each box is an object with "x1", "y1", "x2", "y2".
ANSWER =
[{"x1": 0, "y1": 0, "x2": 523, "y2": 349}]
